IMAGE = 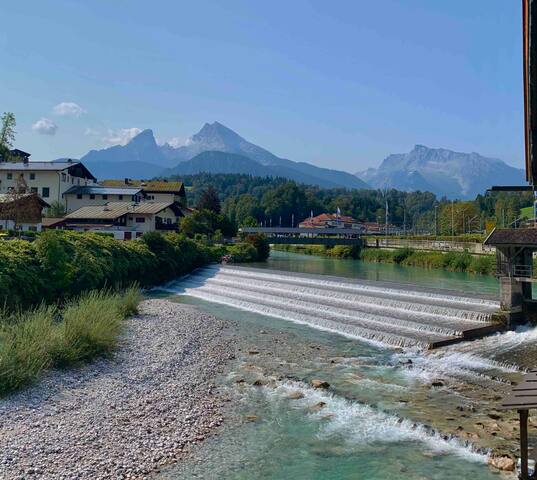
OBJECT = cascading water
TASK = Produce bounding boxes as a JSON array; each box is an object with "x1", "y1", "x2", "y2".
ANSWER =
[
  {"x1": 158, "y1": 256, "x2": 526, "y2": 479},
  {"x1": 166, "y1": 265, "x2": 501, "y2": 349}
]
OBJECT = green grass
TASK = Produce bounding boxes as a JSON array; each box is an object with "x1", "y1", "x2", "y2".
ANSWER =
[
  {"x1": 0, "y1": 286, "x2": 142, "y2": 395},
  {"x1": 520, "y1": 206, "x2": 534, "y2": 220},
  {"x1": 272, "y1": 244, "x2": 361, "y2": 259}
]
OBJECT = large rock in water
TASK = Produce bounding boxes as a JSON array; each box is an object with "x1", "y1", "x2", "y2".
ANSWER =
[{"x1": 488, "y1": 455, "x2": 515, "y2": 472}]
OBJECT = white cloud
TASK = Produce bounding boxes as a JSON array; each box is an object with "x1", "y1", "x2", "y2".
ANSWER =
[
  {"x1": 167, "y1": 137, "x2": 184, "y2": 148},
  {"x1": 53, "y1": 102, "x2": 85, "y2": 117},
  {"x1": 32, "y1": 118, "x2": 58, "y2": 135},
  {"x1": 103, "y1": 128, "x2": 142, "y2": 146},
  {"x1": 84, "y1": 127, "x2": 99, "y2": 136},
  {"x1": 165, "y1": 136, "x2": 193, "y2": 148}
]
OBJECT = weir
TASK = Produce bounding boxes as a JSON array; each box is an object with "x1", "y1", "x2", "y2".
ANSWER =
[{"x1": 171, "y1": 266, "x2": 503, "y2": 349}]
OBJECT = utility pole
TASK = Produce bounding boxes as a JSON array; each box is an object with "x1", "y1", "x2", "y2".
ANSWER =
[
  {"x1": 434, "y1": 205, "x2": 438, "y2": 236},
  {"x1": 385, "y1": 199, "x2": 389, "y2": 238},
  {"x1": 451, "y1": 201, "x2": 455, "y2": 240},
  {"x1": 279, "y1": 216, "x2": 282, "y2": 227},
  {"x1": 403, "y1": 208, "x2": 406, "y2": 236},
  {"x1": 291, "y1": 213, "x2": 295, "y2": 228}
]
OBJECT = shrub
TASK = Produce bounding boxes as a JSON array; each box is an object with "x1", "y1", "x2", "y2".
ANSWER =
[
  {"x1": 245, "y1": 234, "x2": 270, "y2": 261},
  {"x1": 391, "y1": 247, "x2": 414, "y2": 264},
  {"x1": 227, "y1": 243, "x2": 258, "y2": 263}
]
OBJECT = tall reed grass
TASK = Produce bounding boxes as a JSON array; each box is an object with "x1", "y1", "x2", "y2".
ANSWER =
[{"x1": 0, "y1": 286, "x2": 141, "y2": 395}]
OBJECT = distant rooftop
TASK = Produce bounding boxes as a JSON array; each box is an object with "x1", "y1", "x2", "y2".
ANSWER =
[
  {"x1": 64, "y1": 186, "x2": 142, "y2": 196},
  {"x1": 0, "y1": 160, "x2": 97, "y2": 180},
  {"x1": 0, "y1": 160, "x2": 78, "y2": 171},
  {"x1": 65, "y1": 201, "x2": 174, "y2": 220},
  {"x1": 101, "y1": 179, "x2": 185, "y2": 194}
]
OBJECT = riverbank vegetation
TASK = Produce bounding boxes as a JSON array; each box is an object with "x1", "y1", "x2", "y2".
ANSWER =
[
  {"x1": 0, "y1": 287, "x2": 141, "y2": 395},
  {"x1": 360, "y1": 248, "x2": 496, "y2": 275},
  {"x1": 0, "y1": 230, "x2": 269, "y2": 311},
  {"x1": 0, "y1": 226, "x2": 269, "y2": 394},
  {"x1": 273, "y1": 245, "x2": 497, "y2": 275}
]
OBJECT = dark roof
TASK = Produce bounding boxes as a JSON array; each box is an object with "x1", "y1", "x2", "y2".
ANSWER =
[
  {"x1": 484, "y1": 228, "x2": 537, "y2": 247},
  {"x1": 64, "y1": 186, "x2": 142, "y2": 196},
  {"x1": 10, "y1": 149, "x2": 30, "y2": 158},
  {"x1": 0, "y1": 193, "x2": 50, "y2": 208},
  {"x1": 42, "y1": 217, "x2": 66, "y2": 228},
  {"x1": 500, "y1": 369, "x2": 537, "y2": 410}
]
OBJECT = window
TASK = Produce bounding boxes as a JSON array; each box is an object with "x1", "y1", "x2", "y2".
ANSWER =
[
  {"x1": 77, "y1": 179, "x2": 80, "y2": 185},
  {"x1": 61, "y1": 173, "x2": 66, "y2": 182},
  {"x1": 30, "y1": 173, "x2": 35, "y2": 180},
  {"x1": 6, "y1": 173, "x2": 12, "y2": 180},
  {"x1": 89, "y1": 194, "x2": 95, "y2": 200},
  {"x1": 30, "y1": 187, "x2": 38, "y2": 193},
  {"x1": 135, "y1": 217, "x2": 145, "y2": 223},
  {"x1": 28, "y1": 226, "x2": 37, "y2": 232},
  {"x1": 118, "y1": 195, "x2": 123, "y2": 200},
  {"x1": 102, "y1": 194, "x2": 108, "y2": 200},
  {"x1": 42, "y1": 187, "x2": 50, "y2": 198},
  {"x1": 77, "y1": 194, "x2": 83, "y2": 199}
]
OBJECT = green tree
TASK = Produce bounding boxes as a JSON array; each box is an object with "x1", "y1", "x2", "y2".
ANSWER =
[
  {"x1": 0, "y1": 112, "x2": 16, "y2": 162},
  {"x1": 438, "y1": 201, "x2": 478, "y2": 235},
  {"x1": 180, "y1": 210, "x2": 236, "y2": 238},
  {"x1": 197, "y1": 185, "x2": 221, "y2": 213},
  {"x1": 46, "y1": 201, "x2": 67, "y2": 218}
]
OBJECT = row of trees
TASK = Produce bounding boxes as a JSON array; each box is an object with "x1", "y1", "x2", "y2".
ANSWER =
[{"x1": 173, "y1": 174, "x2": 534, "y2": 236}]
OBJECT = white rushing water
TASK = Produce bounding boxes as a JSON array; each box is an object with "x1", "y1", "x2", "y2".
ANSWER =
[
  {"x1": 166, "y1": 265, "x2": 501, "y2": 349},
  {"x1": 267, "y1": 380, "x2": 489, "y2": 463}
]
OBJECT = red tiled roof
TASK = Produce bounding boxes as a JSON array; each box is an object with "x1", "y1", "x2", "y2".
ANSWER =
[{"x1": 300, "y1": 213, "x2": 358, "y2": 225}]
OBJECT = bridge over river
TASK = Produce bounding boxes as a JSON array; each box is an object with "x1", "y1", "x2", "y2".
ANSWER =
[{"x1": 240, "y1": 227, "x2": 364, "y2": 246}]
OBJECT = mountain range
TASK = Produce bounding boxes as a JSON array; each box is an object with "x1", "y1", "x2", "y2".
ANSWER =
[
  {"x1": 356, "y1": 144, "x2": 524, "y2": 199},
  {"x1": 79, "y1": 122, "x2": 524, "y2": 199},
  {"x1": 81, "y1": 122, "x2": 369, "y2": 190}
]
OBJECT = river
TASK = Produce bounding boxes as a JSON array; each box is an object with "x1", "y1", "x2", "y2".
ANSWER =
[{"x1": 156, "y1": 251, "x2": 535, "y2": 479}]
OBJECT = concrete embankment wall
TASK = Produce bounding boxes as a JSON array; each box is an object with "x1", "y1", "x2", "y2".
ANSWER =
[{"x1": 364, "y1": 238, "x2": 495, "y2": 256}]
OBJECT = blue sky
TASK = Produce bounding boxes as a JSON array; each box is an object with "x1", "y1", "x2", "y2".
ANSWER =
[{"x1": 0, "y1": 0, "x2": 523, "y2": 171}]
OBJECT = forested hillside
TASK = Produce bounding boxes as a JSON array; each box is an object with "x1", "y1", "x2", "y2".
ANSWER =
[{"x1": 167, "y1": 173, "x2": 534, "y2": 234}]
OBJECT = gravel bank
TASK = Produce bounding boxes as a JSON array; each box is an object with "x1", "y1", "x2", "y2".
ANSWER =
[{"x1": 0, "y1": 299, "x2": 237, "y2": 480}]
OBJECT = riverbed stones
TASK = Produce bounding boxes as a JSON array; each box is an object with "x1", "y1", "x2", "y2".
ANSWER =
[
  {"x1": 0, "y1": 299, "x2": 236, "y2": 480},
  {"x1": 310, "y1": 379, "x2": 330, "y2": 389},
  {"x1": 288, "y1": 391, "x2": 305, "y2": 400}
]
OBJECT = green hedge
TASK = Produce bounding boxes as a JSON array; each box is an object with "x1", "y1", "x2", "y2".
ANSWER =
[{"x1": 0, "y1": 230, "x2": 217, "y2": 311}]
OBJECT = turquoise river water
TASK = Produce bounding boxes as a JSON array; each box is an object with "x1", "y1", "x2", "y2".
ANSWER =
[{"x1": 156, "y1": 251, "x2": 536, "y2": 480}]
